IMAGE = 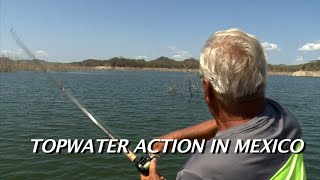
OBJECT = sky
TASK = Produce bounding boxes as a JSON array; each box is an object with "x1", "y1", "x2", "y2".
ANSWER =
[{"x1": 0, "y1": 0, "x2": 320, "y2": 64}]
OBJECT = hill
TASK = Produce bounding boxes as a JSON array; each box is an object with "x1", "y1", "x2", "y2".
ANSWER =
[{"x1": 1, "y1": 56, "x2": 320, "y2": 75}]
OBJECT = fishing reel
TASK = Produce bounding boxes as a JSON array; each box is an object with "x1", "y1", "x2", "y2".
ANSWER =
[{"x1": 134, "y1": 154, "x2": 156, "y2": 176}]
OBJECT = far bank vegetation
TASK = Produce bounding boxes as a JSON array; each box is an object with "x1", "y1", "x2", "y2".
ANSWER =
[{"x1": 1, "y1": 56, "x2": 320, "y2": 73}]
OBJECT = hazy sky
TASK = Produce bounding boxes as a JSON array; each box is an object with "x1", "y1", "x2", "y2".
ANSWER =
[{"x1": 0, "y1": 0, "x2": 319, "y2": 64}]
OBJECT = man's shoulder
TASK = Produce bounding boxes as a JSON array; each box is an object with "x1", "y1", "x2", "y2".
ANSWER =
[
  {"x1": 212, "y1": 98, "x2": 301, "y2": 141},
  {"x1": 265, "y1": 98, "x2": 302, "y2": 139},
  {"x1": 265, "y1": 98, "x2": 295, "y2": 120}
]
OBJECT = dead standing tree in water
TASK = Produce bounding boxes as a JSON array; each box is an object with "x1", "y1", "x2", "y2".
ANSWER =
[
  {"x1": 183, "y1": 66, "x2": 203, "y2": 97},
  {"x1": 167, "y1": 66, "x2": 203, "y2": 98}
]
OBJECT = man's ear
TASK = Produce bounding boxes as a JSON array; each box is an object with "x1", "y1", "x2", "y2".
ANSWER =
[
  {"x1": 203, "y1": 79, "x2": 214, "y2": 106},
  {"x1": 203, "y1": 79, "x2": 221, "y2": 117}
]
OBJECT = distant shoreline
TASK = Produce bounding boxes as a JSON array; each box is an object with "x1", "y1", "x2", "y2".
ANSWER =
[
  {"x1": 93, "y1": 66, "x2": 320, "y2": 77},
  {"x1": 92, "y1": 66, "x2": 198, "y2": 72},
  {"x1": 1, "y1": 57, "x2": 319, "y2": 77},
  {"x1": 268, "y1": 70, "x2": 320, "y2": 77}
]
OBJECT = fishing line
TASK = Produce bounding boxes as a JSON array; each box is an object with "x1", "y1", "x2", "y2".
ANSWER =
[{"x1": 10, "y1": 28, "x2": 153, "y2": 176}]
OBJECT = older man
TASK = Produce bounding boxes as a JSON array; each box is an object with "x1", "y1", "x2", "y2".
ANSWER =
[{"x1": 141, "y1": 29, "x2": 305, "y2": 180}]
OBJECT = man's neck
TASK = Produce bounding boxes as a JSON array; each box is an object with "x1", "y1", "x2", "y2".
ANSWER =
[{"x1": 215, "y1": 97, "x2": 266, "y2": 132}]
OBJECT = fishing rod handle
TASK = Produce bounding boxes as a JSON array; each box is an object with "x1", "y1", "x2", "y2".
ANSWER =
[{"x1": 134, "y1": 154, "x2": 154, "y2": 176}]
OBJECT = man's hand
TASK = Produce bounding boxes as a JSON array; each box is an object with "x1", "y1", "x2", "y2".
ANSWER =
[{"x1": 140, "y1": 159, "x2": 166, "y2": 180}]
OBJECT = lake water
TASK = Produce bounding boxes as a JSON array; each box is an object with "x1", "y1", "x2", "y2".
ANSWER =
[{"x1": 0, "y1": 71, "x2": 319, "y2": 179}]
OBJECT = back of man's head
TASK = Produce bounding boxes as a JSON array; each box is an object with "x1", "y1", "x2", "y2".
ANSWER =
[{"x1": 200, "y1": 28, "x2": 267, "y2": 105}]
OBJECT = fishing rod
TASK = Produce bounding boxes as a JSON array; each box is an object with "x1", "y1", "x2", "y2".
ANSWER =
[{"x1": 10, "y1": 28, "x2": 153, "y2": 176}]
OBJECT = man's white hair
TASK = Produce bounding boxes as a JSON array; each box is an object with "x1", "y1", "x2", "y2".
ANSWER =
[{"x1": 200, "y1": 28, "x2": 267, "y2": 105}]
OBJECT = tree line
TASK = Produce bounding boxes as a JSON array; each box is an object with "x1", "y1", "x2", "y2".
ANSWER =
[
  {"x1": 1, "y1": 56, "x2": 320, "y2": 72},
  {"x1": 268, "y1": 60, "x2": 320, "y2": 72},
  {"x1": 0, "y1": 56, "x2": 199, "y2": 72},
  {"x1": 70, "y1": 56, "x2": 199, "y2": 69}
]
